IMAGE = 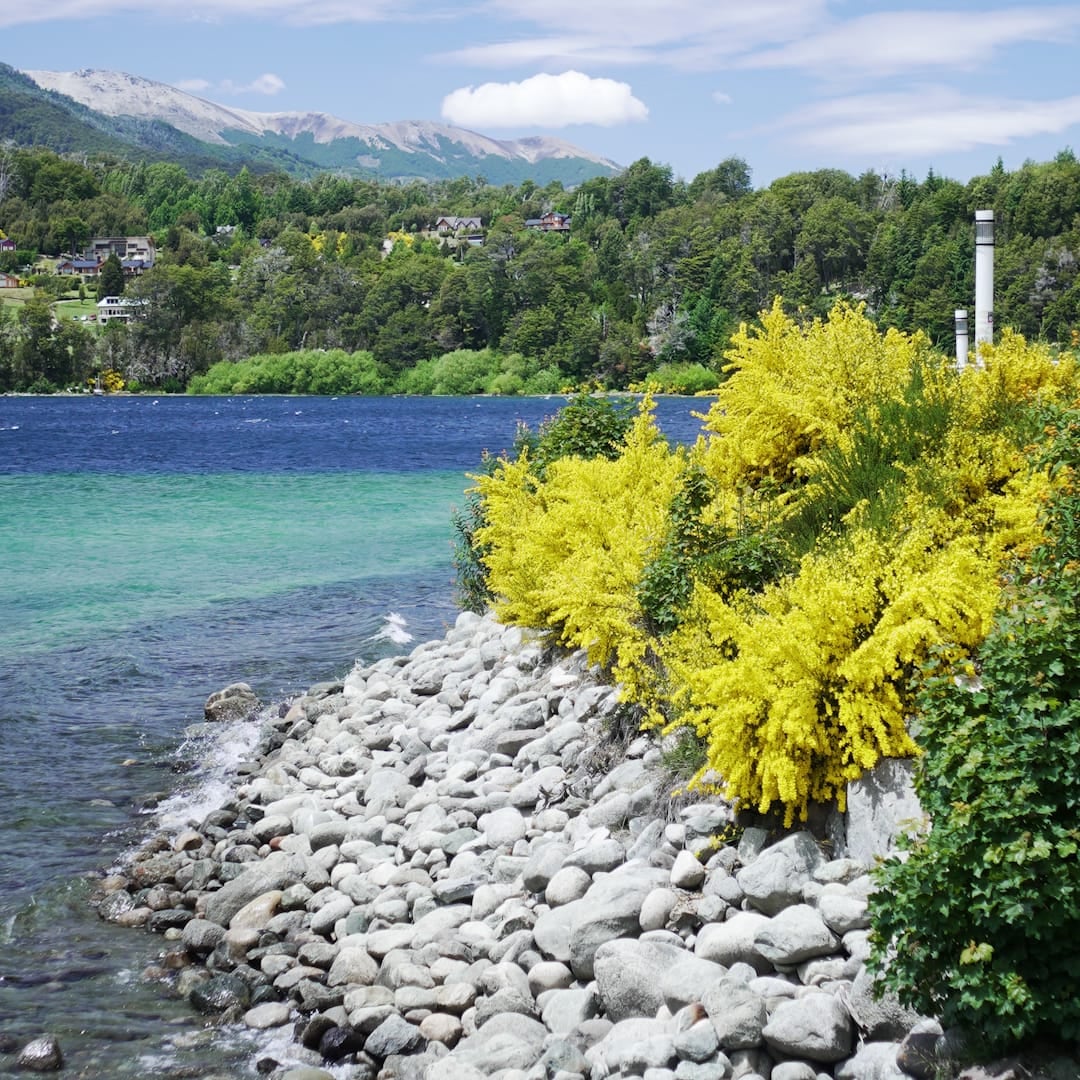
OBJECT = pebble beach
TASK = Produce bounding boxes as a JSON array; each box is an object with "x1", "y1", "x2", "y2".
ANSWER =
[{"x1": 68, "y1": 611, "x2": 957, "y2": 1080}]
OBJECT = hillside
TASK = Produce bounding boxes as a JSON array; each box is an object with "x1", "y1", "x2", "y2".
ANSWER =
[{"x1": 14, "y1": 66, "x2": 620, "y2": 185}]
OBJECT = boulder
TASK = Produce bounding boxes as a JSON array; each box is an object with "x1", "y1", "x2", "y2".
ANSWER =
[
  {"x1": 16, "y1": 1035, "x2": 63, "y2": 1073},
  {"x1": 753, "y1": 904, "x2": 839, "y2": 965},
  {"x1": 736, "y1": 832, "x2": 824, "y2": 916},
  {"x1": 762, "y1": 992, "x2": 854, "y2": 1063},
  {"x1": 204, "y1": 682, "x2": 260, "y2": 723}
]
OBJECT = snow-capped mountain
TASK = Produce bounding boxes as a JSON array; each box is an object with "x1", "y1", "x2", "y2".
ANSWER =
[{"x1": 21, "y1": 67, "x2": 620, "y2": 183}]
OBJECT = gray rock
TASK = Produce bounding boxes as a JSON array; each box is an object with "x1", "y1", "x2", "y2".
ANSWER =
[
  {"x1": 592, "y1": 938, "x2": 730, "y2": 1022},
  {"x1": 771, "y1": 1064, "x2": 821, "y2": 1080},
  {"x1": 181, "y1": 917, "x2": 226, "y2": 954},
  {"x1": 522, "y1": 841, "x2": 572, "y2": 894},
  {"x1": 190, "y1": 973, "x2": 251, "y2": 1015},
  {"x1": 541, "y1": 987, "x2": 600, "y2": 1033},
  {"x1": 201, "y1": 851, "x2": 313, "y2": 927},
  {"x1": 847, "y1": 965, "x2": 924, "y2": 1040},
  {"x1": 568, "y1": 866, "x2": 669, "y2": 979},
  {"x1": 701, "y1": 976, "x2": 767, "y2": 1050},
  {"x1": 527, "y1": 960, "x2": 574, "y2": 995},
  {"x1": 444, "y1": 1012, "x2": 548, "y2": 1073},
  {"x1": 896, "y1": 1018, "x2": 944, "y2": 1079},
  {"x1": 736, "y1": 832, "x2": 824, "y2": 916},
  {"x1": 695, "y1": 911, "x2": 771, "y2": 971},
  {"x1": 327, "y1": 946, "x2": 378, "y2": 987},
  {"x1": 310, "y1": 894, "x2": 355, "y2": 937},
  {"x1": 587, "y1": 1019, "x2": 673, "y2": 1076},
  {"x1": 205, "y1": 681, "x2": 260, "y2": 722},
  {"x1": 563, "y1": 838, "x2": 627, "y2": 875},
  {"x1": 673, "y1": 1019, "x2": 720, "y2": 1063},
  {"x1": 674, "y1": 1063, "x2": 731, "y2": 1080},
  {"x1": 419, "y1": 1012, "x2": 463, "y2": 1047},
  {"x1": 640, "y1": 887, "x2": 679, "y2": 932},
  {"x1": 244, "y1": 1001, "x2": 292, "y2": 1029},
  {"x1": 817, "y1": 890, "x2": 870, "y2": 934},
  {"x1": 835, "y1": 1041, "x2": 908, "y2": 1079},
  {"x1": 545, "y1": 865, "x2": 592, "y2": 907},
  {"x1": 621, "y1": 1033, "x2": 677, "y2": 1073},
  {"x1": 752, "y1": 904, "x2": 839, "y2": 965},
  {"x1": 844, "y1": 757, "x2": 924, "y2": 867},
  {"x1": 16, "y1": 1035, "x2": 63, "y2": 1073},
  {"x1": 762, "y1": 992, "x2": 854, "y2": 1063},
  {"x1": 670, "y1": 850, "x2": 706, "y2": 890},
  {"x1": 364, "y1": 1014, "x2": 423, "y2": 1058},
  {"x1": 479, "y1": 805, "x2": 527, "y2": 847}
]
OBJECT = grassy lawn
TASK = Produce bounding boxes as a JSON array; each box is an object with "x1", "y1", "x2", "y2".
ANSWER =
[
  {"x1": 0, "y1": 290, "x2": 103, "y2": 325},
  {"x1": 54, "y1": 297, "x2": 101, "y2": 322}
]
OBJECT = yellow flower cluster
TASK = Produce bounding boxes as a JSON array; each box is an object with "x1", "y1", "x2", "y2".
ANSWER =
[
  {"x1": 473, "y1": 402, "x2": 683, "y2": 674},
  {"x1": 698, "y1": 299, "x2": 928, "y2": 491}
]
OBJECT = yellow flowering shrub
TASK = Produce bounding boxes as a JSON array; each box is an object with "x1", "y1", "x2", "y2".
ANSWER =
[
  {"x1": 473, "y1": 404, "x2": 683, "y2": 673},
  {"x1": 462, "y1": 304, "x2": 1080, "y2": 826},
  {"x1": 661, "y1": 526, "x2": 1000, "y2": 823}
]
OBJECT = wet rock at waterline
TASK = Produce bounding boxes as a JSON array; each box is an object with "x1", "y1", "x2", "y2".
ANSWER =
[
  {"x1": 204, "y1": 681, "x2": 261, "y2": 723},
  {"x1": 15, "y1": 1034, "x2": 64, "y2": 1072},
  {"x1": 93, "y1": 611, "x2": 959, "y2": 1079}
]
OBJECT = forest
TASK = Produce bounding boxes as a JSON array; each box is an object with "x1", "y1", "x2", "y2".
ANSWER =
[{"x1": 1, "y1": 143, "x2": 1079, "y2": 393}]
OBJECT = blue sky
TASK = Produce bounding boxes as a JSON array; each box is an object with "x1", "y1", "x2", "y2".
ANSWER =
[{"x1": 5, "y1": 1, "x2": 1080, "y2": 187}]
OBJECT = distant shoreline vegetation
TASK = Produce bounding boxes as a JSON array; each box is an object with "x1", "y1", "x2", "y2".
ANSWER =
[{"x1": 185, "y1": 348, "x2": 721, "y2": 397}]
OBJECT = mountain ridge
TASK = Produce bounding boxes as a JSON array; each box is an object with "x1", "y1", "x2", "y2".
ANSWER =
[{"x1": 17, "y1": 66, "x2": 620, "y2": 184}]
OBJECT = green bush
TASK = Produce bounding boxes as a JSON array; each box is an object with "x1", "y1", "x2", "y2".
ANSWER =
[
  {"x1": 639, "y1": 361, "x2": 722, "y2": 395},
  {"x1": 393, "y1": 349, "x2": 501, "y2": 395},
  {"x1": 188, "y1": 349, "x2": 389, "y2": 395},
  {"x1": 869, "y1": 403, "x2": 1080, "y2": 1051},
  {"x1": 527, "y1": 393, "x2": 636, "y2": 477}
]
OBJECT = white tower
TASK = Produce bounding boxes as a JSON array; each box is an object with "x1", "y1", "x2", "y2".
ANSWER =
[
  {"x1": 974, "y1": 210, "x2": 995, "y2": 353},
  {"x1": 955, "y1": 309, "x2": 969, "y2": 370}
]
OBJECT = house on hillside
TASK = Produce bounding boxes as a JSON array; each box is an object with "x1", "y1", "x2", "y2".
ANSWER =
[
  {"x1": 0, "y1": 238, "x2": 16, "y2": 253},
  {"x1": 0, "y1": 272, "x2": 19, "y2": 288},
  {"x1": 525, "y1": 211, "x2": 571, "y2": 233},
  {"x1": 86, "y1": 237, "x2": 156, "y2": 274},
  {"x1": 428, "y1": 215, "x2": 484, "y2": 249},
  {"x1": 56, "y1": 258, "x2": 101, "y2": 281},
  {"x1": 97, "y1": 295, "x2": 142, "y2": 325}
]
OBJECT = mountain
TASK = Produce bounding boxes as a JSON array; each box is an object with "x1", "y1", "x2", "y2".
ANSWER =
[
  {"x1": 0, "y1": 63, "x2": 322, "y2": 174},
  {"x1": 16, "y1": 66, "x2": 620, "y2": 185}
]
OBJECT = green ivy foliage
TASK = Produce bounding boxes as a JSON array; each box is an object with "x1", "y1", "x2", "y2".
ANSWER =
[{"x1": 869, "y1": 401, "x2": 1080, "y2": 1051}]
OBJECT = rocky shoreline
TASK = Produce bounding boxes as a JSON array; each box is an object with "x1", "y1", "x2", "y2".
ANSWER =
[{"x1": 40, "y1": 612, "x2": 1023, "y2": 1078}]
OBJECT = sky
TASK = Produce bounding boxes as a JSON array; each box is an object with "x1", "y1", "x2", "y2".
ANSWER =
[{"x1": 4, "y1": 1, "x2": 1080, "y2": 188}]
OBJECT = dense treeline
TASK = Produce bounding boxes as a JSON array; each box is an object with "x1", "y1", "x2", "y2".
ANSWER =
[{"x1": 1, "y1": 143, "x2": 1079, "y2": 392}]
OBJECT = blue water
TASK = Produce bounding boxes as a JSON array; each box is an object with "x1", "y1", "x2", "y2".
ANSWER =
[{"x1": 0, "y1": 394, "x2": 706, "y2": 1077}]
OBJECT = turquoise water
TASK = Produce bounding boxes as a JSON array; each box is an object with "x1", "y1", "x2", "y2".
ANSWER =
[
  {"x1": 1, "y1": 470, "x2": 464, "y2": 656},
  {"x1": 0, "y1": 394, "x2": 706, "y2": 1077}
]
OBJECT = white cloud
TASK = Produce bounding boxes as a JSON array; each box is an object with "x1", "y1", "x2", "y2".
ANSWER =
[
  {"x1": 441, "y1": 70, "x2": 648, "y2": 129},
  {"x1": 740, "y1": 7, "x2": 1080, "y2": 77},
  {"x1": 776, "y1": 87, "x2": 1080, "y2": 156},
  {"x1": 0, "y1": 0, "x2": 405, "y2": 30},
  {"x1": 174, "y1": 72, "x2": 286, "y2": 97},
  {"x1": 220, "y1": 72, "x2": 287, "y2": 95},
  {"x1": 437, "y1": 0, "x2": 826, "y2": 70},
  {"x1": 712, "y1": 91, "x2": 733, "y2": 106}
]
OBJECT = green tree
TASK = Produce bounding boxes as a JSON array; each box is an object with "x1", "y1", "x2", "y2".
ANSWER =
[{"x1": 98, "y1": 251, "x2": 125, "y2": 298}]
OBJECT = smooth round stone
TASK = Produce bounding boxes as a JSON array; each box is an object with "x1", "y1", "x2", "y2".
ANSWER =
[
  {"x1": 545, "y1": 866, "x2": 592, "y2": 907},
  {"x1": 244, "y1": 1001, "x2": 292, "y2": 1029},
  {"x1": 419, "y1": 1012, "x2": 463, "y2": 1046}
]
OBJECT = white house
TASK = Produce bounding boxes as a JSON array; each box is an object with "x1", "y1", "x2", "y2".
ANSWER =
[{"x1": 96, "y1": 296, "x2": 141, "y2": 325}]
